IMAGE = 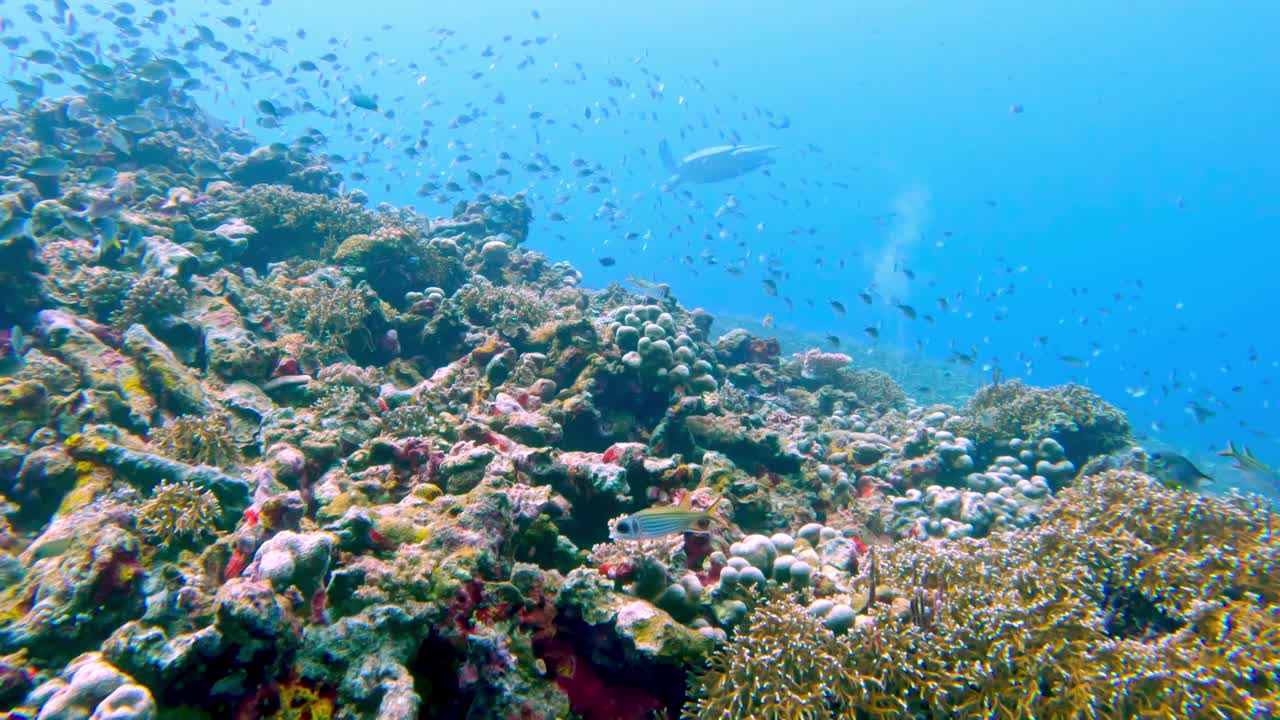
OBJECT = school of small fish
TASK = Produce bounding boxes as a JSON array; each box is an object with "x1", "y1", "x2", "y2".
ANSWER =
[{"x1": 1, "y1": 0, "x2": 1272, "y2": 473}]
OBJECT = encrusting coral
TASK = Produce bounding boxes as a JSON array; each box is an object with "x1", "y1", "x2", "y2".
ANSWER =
[{"x1": 684, "y1": 470, "x2": 1280, "y2": 720}]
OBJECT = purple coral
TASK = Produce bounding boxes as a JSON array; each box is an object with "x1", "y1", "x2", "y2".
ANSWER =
[{"x1": 794, "y1": 348, "x2": 852, "y2": 381}]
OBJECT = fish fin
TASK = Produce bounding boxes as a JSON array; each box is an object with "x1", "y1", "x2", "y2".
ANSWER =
[
  {"x1": 658, "y1": 139, "x2": 676, "y2": 173},
  {"x1": 703, "y1": 495, "x2": 723, "y2": 515}
]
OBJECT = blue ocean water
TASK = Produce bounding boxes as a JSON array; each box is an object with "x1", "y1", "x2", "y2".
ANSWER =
[{"x1": 7, "y1": 0, "x2": 1279, "y2": 487}]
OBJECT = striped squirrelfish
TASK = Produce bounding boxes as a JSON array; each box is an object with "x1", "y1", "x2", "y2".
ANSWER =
[{"x1": 610, "y1": 496, "x2": 723, "y2": 541}]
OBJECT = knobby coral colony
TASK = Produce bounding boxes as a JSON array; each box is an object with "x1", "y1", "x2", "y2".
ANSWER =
[{"x1": 0, "y1": 62, "x2": 1275, "y2": 720}]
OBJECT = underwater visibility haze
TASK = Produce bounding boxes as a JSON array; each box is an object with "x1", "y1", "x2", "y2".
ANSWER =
[{"x1": 1, "y1": 0, "x2": 1279, "y2": 718}]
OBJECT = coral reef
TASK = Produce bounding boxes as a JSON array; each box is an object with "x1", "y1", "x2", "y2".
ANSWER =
[
  {"x1": 227, "y1": 184, "x2": 378, "y2": 268},
  {"x1": 0, "y1": 49, "x2": 1270, "y2": 720}
]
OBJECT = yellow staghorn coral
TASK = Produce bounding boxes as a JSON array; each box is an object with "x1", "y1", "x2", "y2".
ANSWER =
[
  {"x1": 685, "y1": 470, "x2": 1280, "y2": 720},
  {"x1": 684, "y1": 596, "x2": 838, "y2": 720}
]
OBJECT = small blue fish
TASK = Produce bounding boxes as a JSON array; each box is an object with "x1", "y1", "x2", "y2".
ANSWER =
[
  {"x1": 87, "y1": 167, "x2": 118, "y2": 186},
  {"x1": 7, "y1": 326, "x2": 29, "y2": 369},
  {"x1": 349, "y1": 93, "x2": 379, "y2": 112}
]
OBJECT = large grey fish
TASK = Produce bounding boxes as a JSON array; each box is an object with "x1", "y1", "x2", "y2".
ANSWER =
[{"x1": 658, "y1": 139, "x2": 778, "y2": 189}]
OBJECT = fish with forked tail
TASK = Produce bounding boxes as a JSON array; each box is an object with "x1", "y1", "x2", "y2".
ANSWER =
[
  {"x1": 1220, "y1": 442, "x2": 1280, "y2": 495},
  {"x1": 658, "y1": 140, "x2": 778, "y2": 190}
]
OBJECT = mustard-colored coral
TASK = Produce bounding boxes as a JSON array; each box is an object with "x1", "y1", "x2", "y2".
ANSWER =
[
  {"x1": 685, "y1": 470, "x2": 1280, "y2": 720},
  {"x1": 265, "y1": 679, "x2": 335, "y2": 720},
  {"x1": 136, "y1": 480, "x2": 221, "y2": 548}
]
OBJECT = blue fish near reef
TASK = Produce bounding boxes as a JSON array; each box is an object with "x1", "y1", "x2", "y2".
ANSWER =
[
  {"x1": 610, "y1": 496, "x2": 723, "y2": 541},
  {"x1": 3, "y1": 325, "x2": 30, "y2": 369},
  {"x1": 1146, "y1": 450, "x2": 1214, "y2": 491},
  {"x1": 658, "y1": 140, "x2": 778, "y2": 189}
]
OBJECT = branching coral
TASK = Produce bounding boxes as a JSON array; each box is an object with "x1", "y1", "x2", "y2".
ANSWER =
[
  {"x1": 149, "y1": 413, "x2": 240, "y2": 468},
  {"x1": 450, "y1": 277, "x2": 554, "y2": 340},
  {"x1": 290, "y1": 283, "x2": 371, "y2": 347},
  {"x1": 111, "y1": 274, "x2": 190, "y2": 330},
  {"x1": 233, "y1": 184, "x2": 379, "y2": 267},
  {"x1": 957, "y1": 380, "x2": 1131, "y2": 465},
  {"x1": 310, "y1": 383, "x2": 377, "y2": 423},
  {"x1": 136, "y1": 480, "x2": 220, "y2": 548},
  {"x1": 383, "y1": 402, "x2": 440, "y2": 438},
  {"x1": 249, "y1": 267, "x2": 372, "y2": 350},
  {"x1": 684, "y1": 596, "x2": 839, "y2": 720},
  {"x1": 685, "y1": 470, "x2": 1280, "y2": 720}
]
